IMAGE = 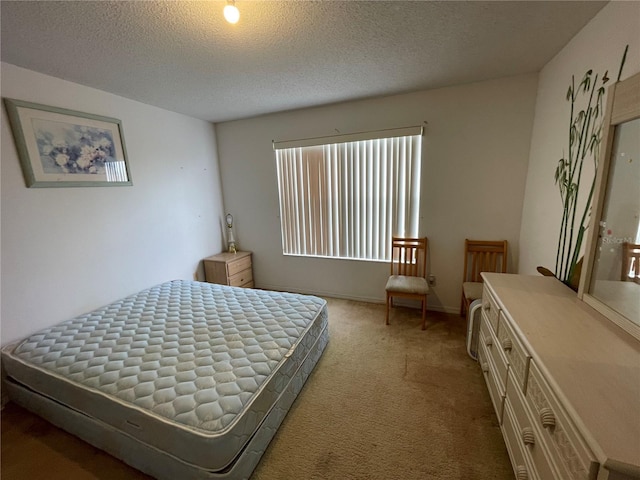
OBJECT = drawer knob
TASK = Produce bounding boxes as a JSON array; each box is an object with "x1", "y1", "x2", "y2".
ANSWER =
[
  {"x1": 483, "y1": 303, "x2": 491, "y2": 311},
  {"x1": 521, "y1": 427, "x2": 535, "y2": 446},
  {"x1": 540, "y1": 407, "x2": 556, "y2": 429},
  {"x1": 502, "y1": 338, "x2": 513, "y2": 352},
  {"x1": 485, "y1": 337, "x2": 493, "y2": 347},
  {"x1": 516, "y1": 465, "x2": 528, "y2": 480},
  {"x1": 482, "y1": 363, "x2": 489, "y2": 373}
]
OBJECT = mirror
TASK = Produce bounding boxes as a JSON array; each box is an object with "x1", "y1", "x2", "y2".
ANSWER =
[
  {"x1": 579, "y1": 72, "x2": 640, "y2": 340},
  {"x1": 589, "y1": 119, "x2": 640, "y2": 320}
]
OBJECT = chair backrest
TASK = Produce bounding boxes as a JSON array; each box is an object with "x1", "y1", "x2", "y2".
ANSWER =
[
  {"x1": 622, "y1": 242, "x2": 640, "y2": 283},
  {"x1": 390, "y1": 237, "x2": 428, "y2": 278},
  {"x1": 463, "y1": 239, "x2": 508, "y2": 283}
]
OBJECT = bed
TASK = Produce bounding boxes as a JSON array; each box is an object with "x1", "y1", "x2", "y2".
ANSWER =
[{"x1": 1, "y1": 280, "x2": 329, "y2": 479}]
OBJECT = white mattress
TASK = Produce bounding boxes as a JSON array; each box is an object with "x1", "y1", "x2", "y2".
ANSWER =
[{"x1": 2, "y1": 280, "x2": 328, "y2": 474}]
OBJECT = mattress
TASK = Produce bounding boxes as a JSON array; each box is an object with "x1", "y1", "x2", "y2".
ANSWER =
[{"x1": 2, "y1": 280, "x2": 328, "y2": 477}]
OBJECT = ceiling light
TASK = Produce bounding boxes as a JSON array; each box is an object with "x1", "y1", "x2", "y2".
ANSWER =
[{"x1": 224, "y1": 0, "x2": 240, "y2": 24}]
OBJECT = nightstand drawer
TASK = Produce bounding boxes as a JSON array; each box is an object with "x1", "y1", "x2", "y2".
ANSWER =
[
  {"x1": 227, "y1": 255, "x2": 252, "y2": 277},
  {"x1": 229, "y1": 268, "x2": 253, "y2": 287}
]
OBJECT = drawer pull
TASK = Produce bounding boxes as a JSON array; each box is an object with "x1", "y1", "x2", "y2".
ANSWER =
[
  {"x1": 485, "y1": 337, "x2": 493, "y2": 347},
  {"x1": 516, "y1": 465, "x2": 528, "y2": 480},
  {"x1": 483, "y1": 303, "x2": 491, "y2": 311},
  {"x1": 482, "y1": 362, "x2": 489, "y2": 373},
  {"x1": 522, "y1": 427, "x2": 535, "y2": 446},
  {"x1": 540, "y1": 407, "x2": 556, "y2": 429},
  {"x1": 502, "y1": 338, "x2": 513, "y2": 352}
]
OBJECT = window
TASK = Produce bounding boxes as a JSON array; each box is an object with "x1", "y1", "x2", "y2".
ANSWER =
[{"x1": 274, "y1": 127, "x2": 422, "y2": 262}]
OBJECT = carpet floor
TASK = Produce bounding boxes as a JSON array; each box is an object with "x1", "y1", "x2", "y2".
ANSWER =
[{"x1": 1, "y1": 297, "x2": 514, "y2": 479}]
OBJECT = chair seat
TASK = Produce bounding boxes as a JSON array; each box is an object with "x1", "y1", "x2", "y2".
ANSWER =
[
  {"x1": 462, "y1": 281, "x2": 483, "y2": 301},
  {"x1": 386, "y1": 275, "x2": 430, "y2": 295}
]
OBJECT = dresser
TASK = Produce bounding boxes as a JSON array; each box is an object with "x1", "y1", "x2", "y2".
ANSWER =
[
  {"x1": 479, "y1": 273, "x2": 640, "y2": 480},
  {"x1": 203, "y1": 251, "x2": 253, "y2": 288}
]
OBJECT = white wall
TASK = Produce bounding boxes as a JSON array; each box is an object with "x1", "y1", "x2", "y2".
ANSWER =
[
  {"x1": 5, "y1": 5, "x2": 630, "y2": 340},
  {"x1": 216, "y1": 74, "x2": 538, "y2": 313},
  {"x1": 1, "y1": 63, "x2": 225, "y2": 344},
  {"x1": 519, "y1": 1, "x2": 640, "y2": 276}
]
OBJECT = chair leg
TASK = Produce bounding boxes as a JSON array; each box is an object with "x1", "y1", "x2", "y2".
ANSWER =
[
  {"x1": 460, "y1": 293, "x2": 466, "y2": 316},
  {"x1": 421, "y1": 297, "x2": 427, "y2": 330},
  {"x1": 386, "y1": 293, "x2": 390, "y2": 325}
]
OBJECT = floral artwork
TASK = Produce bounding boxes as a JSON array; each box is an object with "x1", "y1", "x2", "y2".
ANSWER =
[
  {"x1": 34, "y1": 119, "x2": 116, "y2": 175},
  {"x1": 4, "y1": 98, "x2": 131, "y2": 187}
]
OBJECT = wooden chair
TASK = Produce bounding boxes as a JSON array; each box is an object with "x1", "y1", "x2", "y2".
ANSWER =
[
  {"x1": 622, "y1": 242, "x2": 640, "y2": 284},
  {"x1": 385, "y1": 237, "x2": 429, "y2": 330},
  {"x1": 460, "y1": 239, "x2": 508, "y2": 316}
]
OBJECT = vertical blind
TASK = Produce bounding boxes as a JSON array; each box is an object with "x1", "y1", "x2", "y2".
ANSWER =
[
  {"x1": 105, "y1": 161, "x2": 129, "y2": 182},
  {"x1": 275, "y1": 129, "x2": 422, "y2": 261}
]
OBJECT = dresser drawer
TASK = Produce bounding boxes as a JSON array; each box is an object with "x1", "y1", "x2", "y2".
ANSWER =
[
  {"x1": 526, "y1": 361, "x2": 598, "y2": 480},
  {"x1": 503, "y1": 399, "x2": 537, "y2": 480},
  {"x1": 479, "y1": 327, "x2": 505, "y2": 424},
  {"x1": 482, "y1": 284, "x2": 500, "y2": 334},
  {"x1": 507, "y1": 376, "x2": 562, "y2": 480},
  {"x1": 480, "y1": 312, "x2": 508, "y2": 394},
  {"x1": 497, "y1": 313, "x2": 531, "y2": 394},
  {"x1": 228, "y1": 267, "x2": 253, "y2": 287},
  {"x1": 227, "y1": 254, "x2": 252, "y2": 277}
]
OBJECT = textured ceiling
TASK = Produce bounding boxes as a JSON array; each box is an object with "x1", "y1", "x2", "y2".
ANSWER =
[{"x1": 1, "y1": 1, "x2": 607, "y2": 123}]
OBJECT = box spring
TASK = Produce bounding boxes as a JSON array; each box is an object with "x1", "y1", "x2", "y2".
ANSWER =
[{"x1": 2, "y1": 280, "x2": 329, "y2": 479}]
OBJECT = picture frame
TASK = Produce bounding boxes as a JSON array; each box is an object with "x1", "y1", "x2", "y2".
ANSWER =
[{"x1": 3, "y1": 98, "x2": 132, "y2": 187}]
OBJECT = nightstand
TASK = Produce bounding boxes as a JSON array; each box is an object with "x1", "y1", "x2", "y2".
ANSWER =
[{"x1": 203, "y1": 251, "x2": 253, "y2": 288}]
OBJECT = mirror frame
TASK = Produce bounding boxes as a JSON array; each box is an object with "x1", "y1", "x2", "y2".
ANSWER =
[{"x1": 578, "y1": 71, "x2": 640, "y2": 340}]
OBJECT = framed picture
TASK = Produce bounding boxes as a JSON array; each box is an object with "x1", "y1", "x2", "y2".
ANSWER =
[{"x1": 3, "y1": 98, "x2": 132, "y2": 187}]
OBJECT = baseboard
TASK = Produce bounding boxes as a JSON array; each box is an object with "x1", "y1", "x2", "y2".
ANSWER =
[
  {"x1": 259, "y1": 283, "x2": 383, "y2": 304},
  {"x1": 256, "y1": 283, "x2": 460, "y2": 315}
]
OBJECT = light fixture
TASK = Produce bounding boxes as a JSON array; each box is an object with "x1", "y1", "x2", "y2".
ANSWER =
[
  {"x1": 224, "y1": 0, "x2": 240, "y2": 24},
  {"x1": 225, "y1": 213, "x2": 237, "y2": 253}
]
